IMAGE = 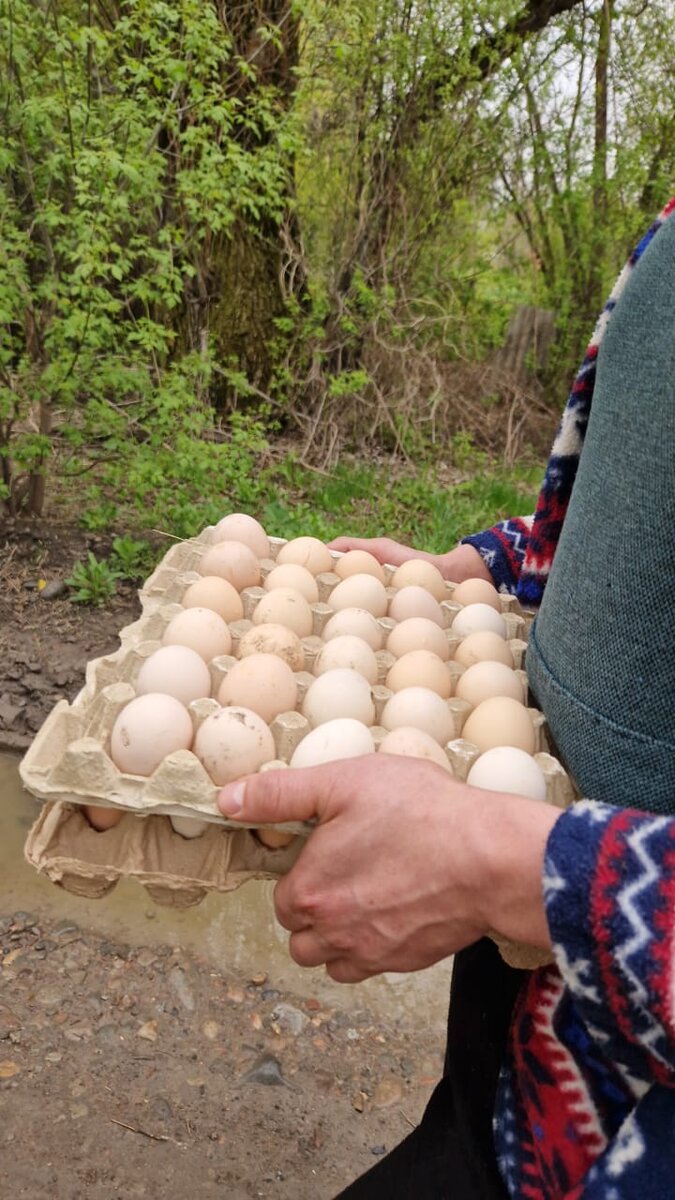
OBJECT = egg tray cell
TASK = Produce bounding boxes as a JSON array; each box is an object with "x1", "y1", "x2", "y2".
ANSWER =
[{"x1": 19, "y1": 528, "x2": 539, "y2": 832}]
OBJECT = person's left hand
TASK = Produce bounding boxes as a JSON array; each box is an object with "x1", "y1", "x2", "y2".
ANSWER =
[{"x1": 218, "y1": 756, "x2": 556, "y2": 982}]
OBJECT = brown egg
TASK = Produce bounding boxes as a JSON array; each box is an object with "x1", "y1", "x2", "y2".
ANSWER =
[
  {"x1": 193, "y1": 706, "x2": 276, "y2": 785},
  {"x1": 451, "y1": 577, "x2": 501, "y2": 611},
  {"x1": 454, "y1": 631, "x2": 514, "y2": 669},
  {"x1": 388, "y1": 585, "x2": 444, "y2": 626},
  {"x1": 276, "y1": 536, "x2": 333, "y2": 575},
  {"x1": 183, "y1": 576, "x2": 244, "y2": 623},
  {"x1": 334, "y1": 550, "x2": 386, "y2": 583},
  {"x1": 162, "y1": 607, "x2": 231, "y2": 663},
  {"x1": 386, "y1": 650, "x2": 452, "y2": 698},
  {"x1": 252, "y1": 587, "x2": 313, "y2": 638},
  {"x1": 461, "y1": 696, "x2": 535, "y2": 755},
  {"x1": 263, "y1": 563, "x2": 319, "y2": 603},
  {"x1": 328, "y1": 574, "x2": 388, "y2": 617},
  {"x1": 198, "y1": 540, "x2": 261, "y2": 590},
  {"x1": 212, "y1": 512, "x2": 269, "y2": 558},
  {"x1": 83, "y1": 805, "x2": 124, "y2": 831},
  {"x1": 217, "y1": 653, "x2": 298, "y2": 724},
  {"x1": 378, "y1": 727, "x2": 452, "y2": 771},
  {"x1": 391, "y1": 559, "x2": 446, "y2": 601},
  {"x1": 386, "y1": 617, "x2": 451, "y2": 661},
  {"x1": 454, "y1": 660, "x2": 524, "y2": 708},
  {"x1": 238, "y1": 623, "x2": 305, "y2": 671}
]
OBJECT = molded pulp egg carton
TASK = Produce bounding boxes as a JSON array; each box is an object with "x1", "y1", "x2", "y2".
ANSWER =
[{"x1": 21, "y1": 527, "x2": 577, "y2": 964}]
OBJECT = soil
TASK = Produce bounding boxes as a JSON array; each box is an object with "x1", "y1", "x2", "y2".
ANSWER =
[{"x1": 0, "y1": 519, "x2": 447, "y2": 1199}]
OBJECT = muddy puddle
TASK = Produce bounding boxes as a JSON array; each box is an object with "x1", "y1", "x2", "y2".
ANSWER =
[{"x1": 1, "y1": 753, "x2": 451, "y2": 1023}]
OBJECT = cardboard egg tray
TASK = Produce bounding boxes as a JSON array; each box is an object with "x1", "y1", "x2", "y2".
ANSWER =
[{"x1": 21, "y1": 527, "x2": 576, "y2": 965}]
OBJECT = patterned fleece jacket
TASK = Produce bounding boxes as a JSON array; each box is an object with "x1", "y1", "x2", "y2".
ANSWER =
[{"x1": 466, "y1": 196, "x2": 675, "y2": 1199}]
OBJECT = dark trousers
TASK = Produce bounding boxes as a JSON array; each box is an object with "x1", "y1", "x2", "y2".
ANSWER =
[{"x1": 336, "y1": 939, "x2": 526, "y2": 1199}]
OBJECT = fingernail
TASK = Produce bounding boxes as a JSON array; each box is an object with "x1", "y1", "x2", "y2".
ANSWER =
[{"x1": 219, "y1": 780, "x2": 246, "y2": 816}]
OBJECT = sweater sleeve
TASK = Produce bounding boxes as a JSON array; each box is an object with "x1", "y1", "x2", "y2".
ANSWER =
[
  {"x1": 461, "y1": 516, "x2": 535, "y2": 595},
  {"x1": 543, "y1": 799, "x2": 675, "y2": 1083}
]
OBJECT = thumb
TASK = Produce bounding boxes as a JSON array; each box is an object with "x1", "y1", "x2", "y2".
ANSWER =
[{"x1": 218, "y1": 766, "x2": 327, "y2": 827}]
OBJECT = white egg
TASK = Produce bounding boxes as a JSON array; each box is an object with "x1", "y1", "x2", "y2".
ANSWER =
[
  {"x1": 454, "y1": 660, "x2": 524, "y2": 707},
  {"x1": 322, "y1": 608, "x2": 385, "y2": 650},
  {"x1": 386, "y1": 617, "x2": 451, "y2": 661},
  {"x1": 198, "y1": 540, "x2": 261, "y2": 590},
  {"x1": 467, "y1": 747, "x2": 547, "y2": 801},
  {"x1": 276, "y1": 536, "x2": 333, "y2": 575},
  {"x1": 169, "y1": 815, "x2": 210, "y2": 839},
  {"x1": 454, "y1": 631, "x2": 514, "y2": 668},
  {"x1": 194, "y1": 706, "x2": 276, "y2": 785},
  {"x1": 451, "y1": 577, "x2": 501, "y2": 611},
  {"x1": 381, "y1": 687, "x2": 453, "y2": 746},
  {"x1": 451, "y1": 603, "x2": 507, "y2": 640},
  {"x1": 212, "y1": 512, "x2": 269, "y2": 558},
  {"x1": 378, "y1": 727, "x2": 452, "y2": 772},
  {"x1": 313, "y1": 636, "x2": 379, "y2": 684},
  {"x1": 136, "y1": 645, "x2": 212, "y2": 706},
  {"x1": 290, "y1": 719, "x2": 375, "y2": 767},
  {"x1": 110, "y1": 693, "x2": 193, "y2": 776},
  {"x1": 162, "y1": 607, "x2": 231, "y2": 663},
  {"x1": 328, "y1": 574, "x2": 388, "y2": 617},
  {"x1": 302, "y1": 667, "x2": 375, "y2": 728},
  {"x1": 217, "y1": 653, "x2": 298, "y2": 724},
  {"x1": 252, "y1": 587, "x2": 314, "y2": 638},
  {"x1": 388, "y1": 585, "x2": 444, "y2": 626}
]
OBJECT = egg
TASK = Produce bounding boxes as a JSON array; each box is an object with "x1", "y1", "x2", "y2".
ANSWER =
[
  {"x1": 313, "y1": 635, "x2": 379, "y2": 684},
  {"x1": 328, "y1": 574, "x2": 388, "y2": 617},
  {"x1": 302, "y1": 667, "x2": 375, "y2": 728},
  {"x1": 182, "y1": 576, "x2": 244, "y2": 623},
  {"x1": 381, "y1": 687, "x2": 453, "y2": 746},
  {"x1": 451, "y1": 603, "x2": 507, "y2": 639},
  {"x1": 386, "y1": 650, "x2": 452, "y2": 698},
  {"x1": 386, "y1": 617, "x2": 450, "y2": 661},
  {"x1": 276, "y1": 536, "x2": 333, "y2": 575},
  {"x1": 454, "y1": 631, "x2": 514, "y2": 669},
  {"x1": 461, "y1": 696, "x2": 535, "y2": 755},
  {"x1": 217, "y1": 653, "x2": 298, "y2": 724},
  {"x1": 110, "y1": 693, "x2": 194, "y2": 776},
  {"x1": 333, "y1": 550, "x2": 386, "y2": 583},
  {"x1": 454, "y1": 660, "x2": 524, "y2": 707},
  {"x1": 169, "y1": 815, "x2": 210, "y2": 839},
  {"x1": 263, "y1": 563, "x2": 319, "y2": 603},
  {"x1": 198, "y1": 540, "x2": 261, "y2": 590},
  {"x1": 194, "y1": 706, "x2": 276, "y2": 785},
  {"x1": 83, "y1": 805, "x2": 124, "y2": 831},
  {"x1": 378, "y1": 727, "x2": 453, "y2": 771},
  {"x1": 290, "y1": 718, "x2": 375, "y2": 767},
  {"x1": 322, "y1": 608, "x2": 385, "y2": 650},
  {"x1": 136, "y1": 644, "x2": 212, "y2": 706},
  {"x1": 162, "y1": 607, "x2": 231, "y2": 662},
  {"x1": 390, "y1": 559, "x2": 446, "y2": 601},
  {"x1": 252, "y1": 587, "x2": 313, "y2": 638},
  {"x1": 388, "y1": 585, "x2": 444, "y2": 626},
  {"x1": 212, "y1": 512, "x2": 270, "y2": 558},
  {"x1": 254, "y1": 827, "x2": 298, "y2": 850},
  {"x1": 451, "y1": 577, "x2": 502, "y2": 611},
  {"x1": 467, "y1": 746, "x2": 547, "y2": 801},
  {"x1": 238, "y1": 623, "x2": 305, "y2": 671}
]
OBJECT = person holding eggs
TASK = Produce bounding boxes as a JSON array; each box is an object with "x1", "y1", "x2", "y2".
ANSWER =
[{"x1": 219, "y1": 196, "x2": 675, "y2": 1198}]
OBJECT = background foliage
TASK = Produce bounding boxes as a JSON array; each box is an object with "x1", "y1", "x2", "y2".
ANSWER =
[{"x1": 0, "y1": 0, "x2": 672, "y2": 531}]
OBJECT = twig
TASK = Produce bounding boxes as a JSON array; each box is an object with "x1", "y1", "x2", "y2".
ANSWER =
[
  {"x1": 110, "y1": 1118, "x2": 170, "y2": 1143},
  {"x1": 400, "y1": 1110, "x2": 417, "y2": 1130}
]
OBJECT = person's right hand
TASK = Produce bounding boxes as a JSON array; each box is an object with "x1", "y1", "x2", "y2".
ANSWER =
[{"x1": 327, "y1": 537, "x2": 493, "y2": 584}]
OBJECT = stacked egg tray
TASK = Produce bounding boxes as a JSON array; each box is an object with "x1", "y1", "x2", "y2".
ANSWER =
[{"x1": 21, "y1": 527, "x2": 577, "y2": 968}]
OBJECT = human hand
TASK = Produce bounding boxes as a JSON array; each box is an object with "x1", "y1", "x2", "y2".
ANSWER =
[
  {"x1": 218, "y1": 756, "x2": 556, "y2": 983},
  {"x1": 327, "y1": 537, "x2": 493, "y2": 584}
]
